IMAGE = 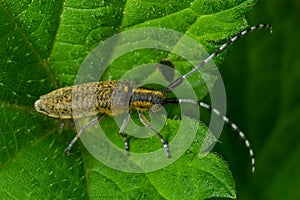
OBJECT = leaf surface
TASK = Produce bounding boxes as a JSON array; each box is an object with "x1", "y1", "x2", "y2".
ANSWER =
[{"x1": 0, "y1": 0, "x2": 256, "y2": 199}]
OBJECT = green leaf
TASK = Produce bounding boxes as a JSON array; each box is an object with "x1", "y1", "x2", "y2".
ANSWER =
[{"x1": 0, "y1": 0, "x2": 256, "y2": 199}]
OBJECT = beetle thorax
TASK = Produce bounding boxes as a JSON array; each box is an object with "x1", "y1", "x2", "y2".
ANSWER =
[{"x1": 129, "y1": 88, "x2": 165, "y2": 112}]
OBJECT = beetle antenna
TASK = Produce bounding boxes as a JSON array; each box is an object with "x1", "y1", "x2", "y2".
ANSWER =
[
  {"x1": 163, "y1": 24, "x2": 272, "y2": 93},
  {"x1": 165, "y1": 98, "x2": 256, "y2": 172}
]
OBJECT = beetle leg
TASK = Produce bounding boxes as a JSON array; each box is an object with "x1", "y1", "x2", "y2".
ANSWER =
[
  {"x1": 138, "y1": 111, "x2": 171, "y2": 158},
  {"x1": 119, "y1": 112, "x2": 130, "y2": 155},
  {"x1": 64, "y1": 114, "x2": 105, "y2": 154}
]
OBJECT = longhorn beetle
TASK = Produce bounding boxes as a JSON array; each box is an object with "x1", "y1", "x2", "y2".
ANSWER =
[{"x1": 35, "y1": 24, "x2": 272, "y2": 172}]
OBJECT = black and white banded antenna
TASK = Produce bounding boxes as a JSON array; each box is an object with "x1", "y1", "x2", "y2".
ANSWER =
[
  {"x1": 163, "y1": 24, "x2": 272, "y2": 173},
  {"x1": 164, "y1": 24, "x2": 272, "y2": 93}
]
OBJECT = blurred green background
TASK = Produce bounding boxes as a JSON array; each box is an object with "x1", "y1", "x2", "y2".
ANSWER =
[{"x1": 216, "y1": 0, "x2": 300, "y2": 199}]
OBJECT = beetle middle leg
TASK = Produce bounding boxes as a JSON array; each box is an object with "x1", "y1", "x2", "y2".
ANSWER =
[
  {"x1": 64, "y1": 114, "x2": 105, "y2": 154},
  {"x1": 119, "y1": 112, "x2": 130, "y2": 155},
  {"x1": 138, "y1": 111, "x2": 171, "y2": 157}
]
